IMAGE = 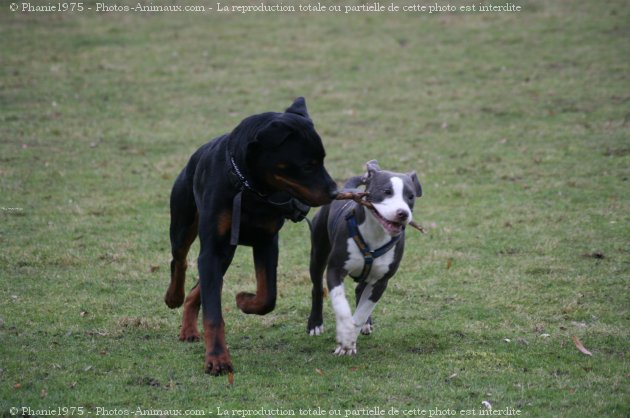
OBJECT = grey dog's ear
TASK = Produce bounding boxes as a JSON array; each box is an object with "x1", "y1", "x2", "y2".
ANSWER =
[
  {"x1": 362, "y1": 160, "x2": 381, "y2": 182},
  {"x1": 409, "y1": 171, "x2": 423, "y2": 197}
]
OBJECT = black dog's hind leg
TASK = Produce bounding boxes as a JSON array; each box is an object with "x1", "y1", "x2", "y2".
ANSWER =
[
  {"x1": 236, "y1": 235, "x2": 279, "y2": 315},
  {"x1": 165, "y1": 172, "x2": 198, "y2": 309},
  {"x1": 178, "y1": 282, "x2": 201, "y2": 342}
]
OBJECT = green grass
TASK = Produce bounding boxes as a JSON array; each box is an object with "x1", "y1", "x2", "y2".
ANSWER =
[{"x1": 1, "y1": 0, "x2": 629, "y2": 416}]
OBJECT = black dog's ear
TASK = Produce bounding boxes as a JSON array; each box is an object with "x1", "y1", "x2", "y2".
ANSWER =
[
  {"x1": 255, "y1": 120, "x2": 292, "y2": 148},
  {"x1": 409, "y1": 171, "x2": 423, "y2": 197},
  {"x1": 285, "y1": 97, "x2": 310, "y2": 119},
  {"x1": 362, "y1": 160, "x2": 381, "y2": 182}
]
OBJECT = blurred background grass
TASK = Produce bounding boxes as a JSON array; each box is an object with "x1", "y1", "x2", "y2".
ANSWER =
[{"x1": 1, "y1": 0, "x2": 628, "y2": 415}]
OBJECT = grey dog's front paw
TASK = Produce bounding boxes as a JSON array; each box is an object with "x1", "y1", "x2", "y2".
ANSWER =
[
  {"x1": 360, "y1": 323, "x2": 373, "y2": 335},
  {"x1": 333, "y1": 341, "x2": 357, "y2": 356}
]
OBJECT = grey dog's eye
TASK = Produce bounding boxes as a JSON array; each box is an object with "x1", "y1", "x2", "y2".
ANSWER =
[{"x1": 384, "y1": 189, "x2": 393, "y2": 196}]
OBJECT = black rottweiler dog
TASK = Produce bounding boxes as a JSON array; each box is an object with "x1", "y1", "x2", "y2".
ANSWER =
[{"x1": 164, "y1": 97, "x2": 337, "y2": 376}]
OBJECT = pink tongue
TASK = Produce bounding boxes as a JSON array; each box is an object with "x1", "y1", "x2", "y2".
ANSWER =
[
  {"x1": 372, "y1": 208, "x2": 402, "y2": 234},
  {"x1": 384, "y1": 219, "x2": 401, "y2": 234}
]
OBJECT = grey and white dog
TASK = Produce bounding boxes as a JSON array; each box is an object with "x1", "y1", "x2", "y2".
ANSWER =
[{"x1": 307, "y1": 160, "x2": 422, "y2": 355}]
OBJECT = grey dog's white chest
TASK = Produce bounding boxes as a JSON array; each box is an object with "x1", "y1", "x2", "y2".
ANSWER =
[{"x1": 342, "y1": 226, "x2": 396, "y2": 282}]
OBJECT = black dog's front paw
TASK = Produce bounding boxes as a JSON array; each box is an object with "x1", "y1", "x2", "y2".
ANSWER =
[
  {"x1": 236, "y1": 292, "x2": 275, "y2": 315},
  {"x1": 164, "y1": 287, "x2": 184, "y2": 309},
  {"x1": 360, "y1": 316, "x2": 374, "y2": 335},
  {"x1": 205, "y1": 353, "x2": 234, "y2": 376}
]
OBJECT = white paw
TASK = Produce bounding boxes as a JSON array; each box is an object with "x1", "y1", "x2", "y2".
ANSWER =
[
  {"x1": 334, "y1": 315, "x2": 358, "y2": 355},
  {"x1": 333, "y1": 342, "x2": 357, "y2": 356},
  {"x1": 360, "y1": 323, "x2": 373, "y2": 335},
  {"x1": 309, "y1": 325, "x2": 324, "y2": 336}
]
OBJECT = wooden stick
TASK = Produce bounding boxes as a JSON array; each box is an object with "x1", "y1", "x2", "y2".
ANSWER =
[
  {"x1": 335, "y1": 191, "x2": 426, "y2": 234},
  {"x1": 408, "y1": 220, "x2": 426, "y2": 234},
  {"x1": 335, "y1": 191, "x2": 369, "y2": 205}
]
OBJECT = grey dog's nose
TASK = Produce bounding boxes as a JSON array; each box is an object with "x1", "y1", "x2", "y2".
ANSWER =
[{"x1": 396, "y1": 209, "x2": 409, "y2": 222}]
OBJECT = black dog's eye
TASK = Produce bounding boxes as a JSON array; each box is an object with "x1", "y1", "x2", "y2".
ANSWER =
[
  {"x1": 384, "y1": 189, "x2": 393, "y2": 196},
  {"x1": 407, "y1": 194, "x2": 414, "y2": 200},
  {"x1": 303, "y1": 160, "x2": 319, "y2": 173}
]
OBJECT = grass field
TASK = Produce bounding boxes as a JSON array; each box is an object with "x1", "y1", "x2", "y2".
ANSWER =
[{"x1": 1, "y1": 0, "x2": 629, "y2": 416}]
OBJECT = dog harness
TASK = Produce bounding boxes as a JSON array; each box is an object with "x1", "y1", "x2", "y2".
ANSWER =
[
  {"x1": 345, "y1": 210, "x2": 402, "y2": 281},
  {"x1": 227, "y1": 154, "x2": 310, "y2": 246}
]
